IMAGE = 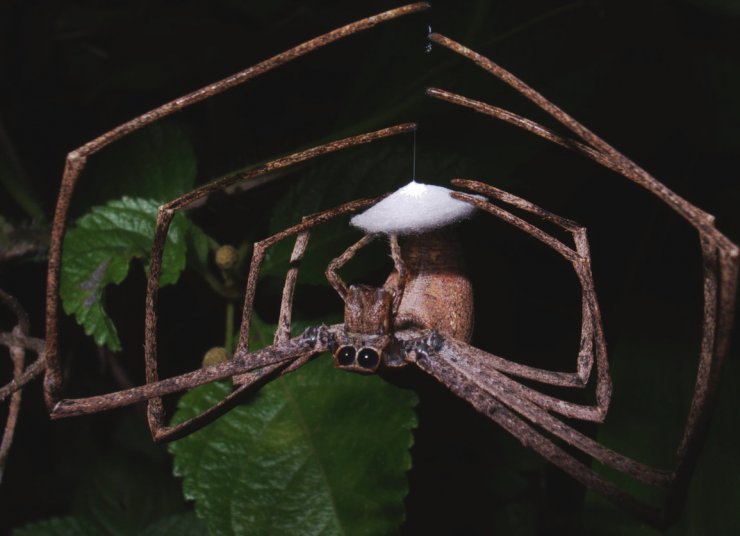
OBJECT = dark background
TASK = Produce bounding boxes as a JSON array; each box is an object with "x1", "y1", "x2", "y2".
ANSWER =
[{"x1": 1, "y1": 0, "x2": 739, "y2": 534}]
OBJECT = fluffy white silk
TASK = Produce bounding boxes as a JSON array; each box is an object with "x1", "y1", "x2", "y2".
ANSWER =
[{"x1": 350, "y1": 181, "x2": 477, "y2": 235}]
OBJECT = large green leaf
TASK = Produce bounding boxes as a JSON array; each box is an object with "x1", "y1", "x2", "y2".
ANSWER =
[
  {"x1": 60, "y1": 196, "x2": 193, "y2": 351},
  {"x1": 169, "y1": 350, "x2": 418, "y2": 535},
  {"x1": 13, "y1": 512, "x2": 206, "y2": 536},
  {"x1": 581, "y1": 336, "x2": 740, "y2": 535},
  {"x1": 139, "y1": 512, "x2": 207, "y2": 536},
  {"x1": 12, "y1": 517, "x2": 99, "y2": 536},
  {"x1": 71, "y1": 453, "x2": 186, "y2": 536}
]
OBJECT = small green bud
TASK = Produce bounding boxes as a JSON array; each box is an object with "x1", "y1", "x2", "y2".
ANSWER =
[
  {"x1": 215, "y1": 245, "x2": 238, "y2": 270},
  {"x1": 202, "y1": 346, "x2": 230, "y2": 368}
]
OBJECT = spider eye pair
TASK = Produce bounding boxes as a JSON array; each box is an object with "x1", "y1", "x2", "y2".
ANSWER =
[{"x1": 334, "y1": 346, "x2": 381, "y2": 371}]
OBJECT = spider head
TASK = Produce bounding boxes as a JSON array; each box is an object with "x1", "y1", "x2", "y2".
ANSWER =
[
  {"x1": 330, "y1": 284, "x2": 403, "y2": 374},
  {"x1": 331, "y1": 333, "x2": 403, "y2": 374},
  {"x1": 331, "y1": 285, "x2": 406, "y2": 374}
]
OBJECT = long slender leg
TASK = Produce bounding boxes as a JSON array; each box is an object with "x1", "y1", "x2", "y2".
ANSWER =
[
  {"x1": 44, "y1": 2, "x2": 430, "y2": 407},
  {"x1": 425, "y1": 36, "x2": 739, "y2": 524},
  {"x1": 150, "y1": 357, "x2": 306, "y2": 443},
  {"x1": 450, "y1": 179, "x2": 610, "y2": 420},
  {"x1": 275, "y1": 231, "x2": 311, "y2": 345},
  {"x1": 428, "y1": 339, "x2": 669, "y2": 486},
  {"x1": 0, "y1": 289, "x2": 43, "y2": 482},
  {"x1": 51, "y1": 180, "x2": 378, "y2": 432},
  {"x1": 0, "y1": 344, "x2": 24, "y2": 483},
  {"x1": 0, "y1": 288, "x2": 45, "y2": 402},
  {"x1": 325, "y1": 234, "x2": 377, "y2": 300},
  {"x1": 40, "y1": 121, "x2": 410, "y2": 440},
  {"x1": 148, "y1": 194, "x2": 384, "y2": 433},
  {"x1": 160, "y1": 227, "x2": 318, "y2": 442},
  {"x1": 0, "y1": 344, "x2": 44, "y2": 402},
  {"x1": 426, "y1": 33, "x2": 721, "y2": 234},
  {"x1": 50, "y1": 330, "x2": 328, "y2": 418},
  {"x1": 388, "y1": 233, "x2": 408, "y2": 315},
  {"x1": 413, "y1": 351, "x2": 664, "y2": 527},
  {"x1": 150, "y1": 233, "x2": 314, "y2": 442}
]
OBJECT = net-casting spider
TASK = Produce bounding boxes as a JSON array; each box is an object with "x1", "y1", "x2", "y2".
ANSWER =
[{"x1": 35, "y1": 3, "x2": 737, "y2": 529}]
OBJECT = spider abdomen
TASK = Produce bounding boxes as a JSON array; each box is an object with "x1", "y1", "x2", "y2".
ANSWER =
[{"x1": 389, "y1": 231, "x2": 474, "y2": 342}]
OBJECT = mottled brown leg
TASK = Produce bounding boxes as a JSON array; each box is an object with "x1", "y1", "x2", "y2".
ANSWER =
[
  {"x1": 0, "y1": 289, "x2": 45, "y2": 482},
  {"x1": 426, "y1": 35, "x2": 739, "y2": 525},
  {"x1": 0, "y1": 344, "x2": 24, "y2": 483},
  {"x1": 275, "y1": 231, "x2": 311, "y2": 345},
  {"x1": 452, "y1": 179, "x2": 611, "y2": 421},
  {"x1": 325, "y1": 234, "x2": 378, "y2": 300},
  {"x1": 44, "y1": 2, "x2": 429, "y2": 408},
  {"x1": 388, "y1": 233, "x2": 408, "y2": 315},
  {"x1": 414, "y1": 351, "x2": 664, "y2": 527}
]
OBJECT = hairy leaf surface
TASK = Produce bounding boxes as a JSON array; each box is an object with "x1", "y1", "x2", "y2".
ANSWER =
[
  {"x1": 60, "y1": 197, "x2": 192, "y2": 350},
  {"x1": 169, "y1": 345, "x2": 418, "y2": 535}
]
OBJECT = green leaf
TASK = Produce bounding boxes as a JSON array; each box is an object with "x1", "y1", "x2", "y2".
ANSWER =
[
  {"x1": 82, "y1": 122, "x2": 197, "y2": 206},
  {"x1": 169, "y1": 350, "x2": 418, "y2": 535},
  {"x1": 13, "y1": 517, "x2": 99, "y2": 536},
  {"x1": 71, "y1": 453, "x2": 186, "y2": 536},
  {"x1": 60, "y1": 196, "x2": 192, "y2": 351},
  {"x1": 582, "y1": 335, "x2": 740, "y2": 535},
  {"x1": 139, "y1": 512, "x2": 207, "y2": 536},
  {"x1": 13, "y1": 512, "x2": 206, "y2": 536}
]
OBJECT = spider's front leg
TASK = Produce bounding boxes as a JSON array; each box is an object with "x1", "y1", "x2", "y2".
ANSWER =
[
  {"x1": 46, "y1": 124, "x2": 415, "y2": 441},
  {"x1": 452, "y1": 179, "x2": 611, "y2": 422},
  {"x1": 43, "y1": 2, "x2": 429, "y2": 408},
  {"x1": 147, "y1": 195, "x2": 384, "y2": 438}
]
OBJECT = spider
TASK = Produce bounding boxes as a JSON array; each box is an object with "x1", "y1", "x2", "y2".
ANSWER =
[{"x1": 34, "y1": 3, "x2": 737, "y2": 530}]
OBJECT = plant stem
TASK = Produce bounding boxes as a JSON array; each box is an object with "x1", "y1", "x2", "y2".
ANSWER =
[{"x1": 225, "y1": 301, "x2": 235, "y2": 353}]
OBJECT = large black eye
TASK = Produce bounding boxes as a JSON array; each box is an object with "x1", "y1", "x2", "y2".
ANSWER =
[
  {"x1": 357, "y1": 348, "x2": 380, "y2": 370},
  {"x1": 336, "y1": 346, "x2": 356, "y2": 366}
]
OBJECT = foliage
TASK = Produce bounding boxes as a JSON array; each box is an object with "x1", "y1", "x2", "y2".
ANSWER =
[
  {"x1": 170, "y1": 360, "x2": 417, "y2": 536},
  {"x1": 59, "y1": 197, "x2": 193, "y2": 350}
]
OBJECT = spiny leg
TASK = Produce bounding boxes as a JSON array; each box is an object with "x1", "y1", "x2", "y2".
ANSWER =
[
  {"x1": 39, "y1": 122, "x2": 413, "y2": 438},
  {"x1": 147, "y1": 126, "x2": 412, "y2": 411},
  {"x1": 0, "y1": 343, "x2": 24, "y2": 483},
  {"x1": 429, "y1": 339, "x2": 669, "y2": 486},
  {"x1": 50, "y1": 333, "x2": 321, "y2": 419},
  {"x1": 388, "y1": 233, "x2": 408, "y2": 315},
  {"x1": 426, "y1": 36, "x2": 739, "y2": 523},
  {"x1": 0, "y1": 289, "x2": 43, "y2": 482},
  {"x1": 275, "y1": 231, "x2": 311, "y2": 345},
  {"x1": 325, "y1": 234, "x2": 377, "y2": 300},
  {"x1": 413, "y1": 350, "x2": 665, "y2": 528},
  {"x1": 149, "y1": 359, "x2": 300, "y2": 443},
  {"x1": 451, "y1": 179, "x2": 611, "y2": 421},
  {"x1": 453, "y1": 182, "x2": 595, "y2": 383},
  {"x1": 43, "y1": 2, "x2": 430, "y2": 408},
  {"x1": 232, "y1": 198, "x2": 382, "y2": 387},
  {"x1": 0, "y1": 289, "x2": 45, "y2": 402},
  {"x1": 426, "y1": 32, "x2": 719, "y2": 231},
  {"x1": 52, "y1": 149, "x2": 387, "y2": 430},
  {"x1": 146, "y1": 229, "x2": 314, "y2": 442},
  {"x1": 146, "y1": 193, "x2": 385, "y2": 435}
]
